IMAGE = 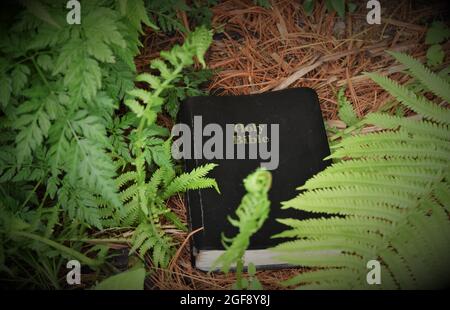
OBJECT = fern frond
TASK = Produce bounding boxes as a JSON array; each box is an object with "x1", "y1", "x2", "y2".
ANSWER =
[
  {"x1": 330, "y1": 131, "x2": 450, "y2": 150},
  {"x1": 275, "y1": 246, "x2": 364, "y2": 269},
  {"x1": 112, "y1": 27, "x2": 215, "y2": 271},
  {"x1": 119, "y1": 183, "x2": 139, "y2": 203},
  {"x1": 276, "y1": 55, "x2": 450, "y2": 289},
  {"x1": 162, "y1": 163, "x2": 219, "y2": 199},
  {"x1": 300, "y1": 171, "x2": 433, "y2": 193},
  {"x1": 433, "y1": 182, "x2": 450, "y2": 212},
  {"x1": 130, "y1": 222, "x2": 173, "y2": 268},
  {"x1": 328, "y1": 141, "x2": 450, "y2": 161},
  {"x1": 282, "y1": 268, "x2": 361, "y2": 288},
  {"x1": 275, "y1": 216, "x2": 392, "y2": 238},
  {"x1": 388, "y1": 51, "x2": 450, "y2": 103},
  {"x1": 323, "y1": 158, "x2": 448, "y2": 174},
  {"x1": 337, "y1": 87, "x2": 358, "y2": 126},
  {"x1": 73, "y1": 139, "x2": 121, "y2": 208},
  {"x1": 284, "y1": 198, "x2": 406, "y2": 220},
  {"x1": 291, "y1": 185, "x2": 420, "y2": 209},
  {"x1": 365, "y1": 113, "x2": 449, "y2": 141},
  {"x1": 0, "y1": 0, "x2": 170, "y2": 288},
  {"x1": 184, "y1": 26, "x2": 213, "y2": 68},
  {"x1": 275, "y1": 225, "x2": 387, "y2": 247},
  {"x1": 120, "y1": 199, "x2": 140, "y2": 226},
  {"x1": 147, "y1": 167, "x2": 164, "y2": 200},
  {"x1": 115, "y1": 171, "x2": 138, "y2": 189},
  {"x1": 212, "y1": 169, "x2": 272, "y2": 274},
  {"x1": 366, "y1": 72, "x2": 450, "y2": 124},
  {"x1": 320, "y1": 165, "x2": 445, "y2": 183}
]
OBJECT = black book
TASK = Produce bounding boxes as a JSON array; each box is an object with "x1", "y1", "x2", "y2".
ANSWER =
[{"x1": 175, "y1": 88, "x2": 331, "y2": 271}]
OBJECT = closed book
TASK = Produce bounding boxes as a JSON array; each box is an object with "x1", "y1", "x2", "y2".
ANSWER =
[{"x1": 176, "y1": 88, "x2": 331, "y2": 271}]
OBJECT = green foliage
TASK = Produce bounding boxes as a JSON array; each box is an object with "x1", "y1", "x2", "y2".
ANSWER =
[
  {"x1": 326, "y1": 0, "x2": 345, "y2": 17},
  {"x1": 120, "y1": 161, "x2": 218, "y2": 267},
  {"x1": 273, "y1": 52, "x2": 450, "y2": 289},
  {"x1": 388, "y1": 51, "x2": 450, "y2": 103},
  {"x1": 0, "y1": 0, "x2": 151, "y2": 288},
  {"x1": 427, "y1": 45, "x2": 445, "y2": 68},
  {"x1": 254, "y1": 0, "x2": 272, "y2": 9},
  {"x1": 425, "y1": 21, "x2": 450, "y2": 45},
  {"x1": 425, "y1": 21, "x2": 450, "y2": 67},
  {"x1": 243, "y1": 262, "x2": 263, "y2": 290},
  {"x1": 212, "y1": 168, "x2": 271, "y2": 290},
  {"x1": 94, "y1": 264, "x2": 146, "y2": 290},
  {"x1": 365, "y1": 73, "x2": 450, "y2": 124},
  {"x1": 337, "y1": 87, "x2": 359, "y2": 126},
  {"x1": 165, "y1": 68, "x2": 213, "y2": 119},
  {"x1": 303, "y1": 0, "x2": 357, "y2": 17},
  {"x1": 147, "y1": 0, "x2": 218, "y2": 33},
  {"x1": 0, "y1": 0, "x2": 216, "y2": 287},
  {"x1": 145, "y1": 0, "x2": 272, "y2": 33},
  {"x1": 112, "y1": 26, "x2": 216, "y2": 268}
]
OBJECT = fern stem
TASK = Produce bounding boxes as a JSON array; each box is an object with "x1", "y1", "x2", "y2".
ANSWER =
[
  {"x1": 133, "y1": 63, "x2": 184, "y2": 221},
  {"x1": 329, "y1": 119, "x2": 365, "y2": 141},
  {"x1": 12, "y1": 231, "x2": 100, "y2": 266},
  {"x1": 44, "y1": 201, "x2": 60, "y2": 238},
  {"x1": 19, "y1": 180, "x2": 42, "y2": 210},
  {"x1": 0, "y1": 51, "x2": 47, "y2": 75},
  {"x1": 136, "y1": 64, "x2": 183, "y2": 135},
  {"x1": 67, "y1": 237, "x2": 129, "y2": 244},
  {"x1": 31, "y1": 189, "x2": 48, "y2": 231},
  {"x1": 31, "y1": 56, "x2": 51, "y2": 89}
]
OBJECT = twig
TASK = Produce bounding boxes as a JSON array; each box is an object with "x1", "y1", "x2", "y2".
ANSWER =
[{"x1": 169, "y1": 227, "x2": 204, "y2": 271}]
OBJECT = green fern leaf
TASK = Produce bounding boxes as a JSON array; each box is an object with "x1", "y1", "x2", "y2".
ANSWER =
[
  {"x1": 212, "y1": 169, "x2": 272, "y2": 274},
  {"x1": 14, "y1": 97, "x2": 53, "y2": 165},
  {"x1": 337, "y1": 87, "x2": 358, "y2": 126},
  {"x1": 388, "y1": 51, "x2": 450, "y2": 103},
  {"x1": 119, "y1": 0, "x2": 158, "y2": 32},
  {"x1": 365, "y1": 113, "x2": 449, "y2": 141},
  {"x1": 0, "y1": 76, "x2": 12, "y2": 108},
  {"x1": 130, "y1": 222, "x2": 173, "y2": 268},
  {"x1": 73, "y1": 139, "x2": 121, "y2": 208},
  {"x1": 275, "y1": 55, "x2": 450, "y2": 289},
  {"x1": 366, "y1": 72, "x2": 450, "y2": 124},
  {"x1": 328, "y1": 141, "x2": 450, "y2": 161},
  {"x1": 162, "y1": 163, "x2": 219, "y2": 199}
]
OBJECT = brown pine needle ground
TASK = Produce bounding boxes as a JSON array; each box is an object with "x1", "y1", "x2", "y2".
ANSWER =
[{"x1": 132, "y1": 0, "x2": 449, "y2": 289}]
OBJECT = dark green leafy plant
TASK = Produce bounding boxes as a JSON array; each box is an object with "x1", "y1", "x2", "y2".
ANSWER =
[
  {"x1": 254, "y1": 0, "x2": 272, "y2": 9},
  {"x1": 425, "y1": 21, "x2": 450, "y2": 67},
  {"x1": 113, "y1": 26, "x2": 218, "y2": 268},
  {"x1": 93, "y1": 263, "x2": 146, "y2": 290},
  {"x1": 164, "y1": 68, "x2": 213, "y2": 119},
  {"x1": 212, "y1": 168, "x2": 272, "y2": 290},
  {"x1": 147, "y1": 0, "x2": 218, "y2": 33},
  {"x1": 337, "y1": 87, "x2": 359, "y2": 127},
  {"x1": 0, "y1": 0, "x2": 151, "y2": 288},
  {"x1": 273, "y1": 52, "x2": 450, "y2": 289},
  {"x1": 146, "y1": 0, "x2": 271, "y2": 33},
  {"x1": 0, "y1": 0, "x2": 217, "y2": 287},
  {"x1": 303, "y1": 0, "x2": 357, "y2": 17}
]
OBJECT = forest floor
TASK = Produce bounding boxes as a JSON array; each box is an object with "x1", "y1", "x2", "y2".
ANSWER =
[{"x1": 133, "y1": 0, "x2": 448, "y2": 289}]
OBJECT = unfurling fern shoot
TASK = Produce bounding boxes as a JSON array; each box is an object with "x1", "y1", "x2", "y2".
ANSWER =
[{"x1": 212, "y1": 168, "x2": 272, "y2": 290}]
